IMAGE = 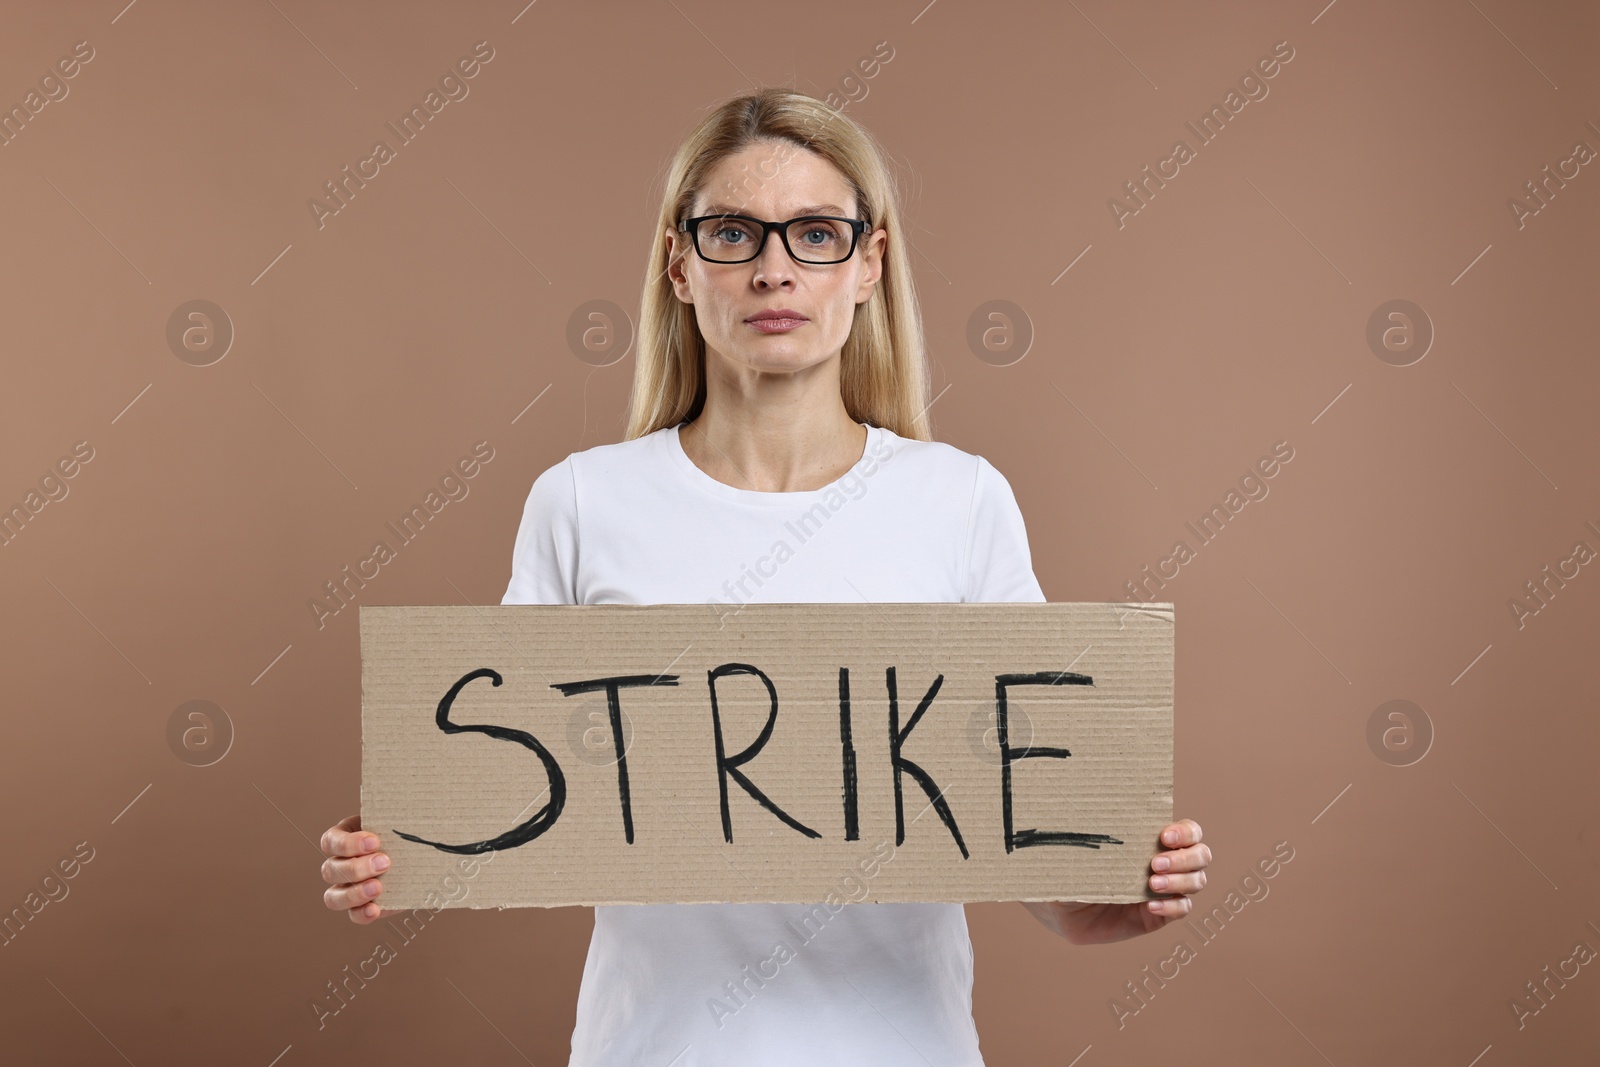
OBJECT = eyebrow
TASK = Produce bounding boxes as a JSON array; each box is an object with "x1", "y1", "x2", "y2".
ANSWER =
[{"x1": 699, "y1": 203, "x2": 854, "y2": 218}]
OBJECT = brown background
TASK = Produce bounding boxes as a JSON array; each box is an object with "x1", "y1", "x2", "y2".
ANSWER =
[{"x1": 1, "y1": 1, "x2": 1595, "y2": 1064}]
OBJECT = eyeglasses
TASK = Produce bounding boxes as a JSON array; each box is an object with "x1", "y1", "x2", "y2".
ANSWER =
[{"x1": 677, "y1": 213, "x2": 870, "y2": 265}]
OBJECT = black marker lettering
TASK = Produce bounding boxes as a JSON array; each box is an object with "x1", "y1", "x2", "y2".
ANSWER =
[
  {"x1": 838, "y1": 667, "x2": 859, "y2": 840},
  {"x1": 996, "y1": 670, "x2": 1124, "y2": 852},
  {"x1": 708, "y1": 662, "x2": 821, "y2": 842},
  {"x1": 549, "y1": 673, "x2": 680, "y2": 843},
  {"x1": 392, "y1": 667, "x2": 566, "y2": 855},
  {"x1": 887, "y1": 666, "x2": 968, "y2": 859}
]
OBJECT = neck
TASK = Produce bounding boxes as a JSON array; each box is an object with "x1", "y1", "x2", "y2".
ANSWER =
[{"x1": 681, "y1": 380, "x2": 865, "y2": 494}]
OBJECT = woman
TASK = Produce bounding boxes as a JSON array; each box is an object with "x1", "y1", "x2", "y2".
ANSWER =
[{"x1": 320, "y1": 87, "x2": 1210, "y2": 1065}]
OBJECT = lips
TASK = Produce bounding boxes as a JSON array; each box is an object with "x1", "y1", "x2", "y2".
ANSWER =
[{"x1": 746, "y1": 309, "x2": 808, "y2": 323}]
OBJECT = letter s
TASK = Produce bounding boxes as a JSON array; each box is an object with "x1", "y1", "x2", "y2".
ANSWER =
[
  {"x1": 72, "y1": 40, "x2": 96, "y2": 62},
  {"x1": 392, "y1": 668, "x2": 567, "y2": 854},
  {"x1": 472, "y1": 439, "x2": 495, "y2": 463},
  {"x1": 472, "y1": 40, "x2": 495, "y2": 62},
  {"x1": 1271, "y1": 40, "x2": 1295, "y2": 62},
  {"x1": 72, "y1": 440, "x2": 95, "y2": 463},
  {"x1": 1271, "y1": 440, "x2": 1295, "y2": 463},
  {"x1": 74, "y1": 840, "x2": 96, "y2": 863},
  {"x1": 1272, "y1": 839, "x2": 1295, "y2": 863},
  {"x1": 874, "y1": 40, "x2": 896, "y2": 63}
]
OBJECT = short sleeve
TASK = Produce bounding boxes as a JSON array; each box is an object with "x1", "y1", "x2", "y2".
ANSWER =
[
  {"x1": 963, "y1": 455, "x2": 1046, "y2": 603},
  {"x1": 500, "y1": 457, "x2": 580, "y2": 606}
]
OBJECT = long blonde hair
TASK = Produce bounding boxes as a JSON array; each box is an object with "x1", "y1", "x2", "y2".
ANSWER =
[{"x1": 624, "y1": 87, "x2": 932, "y2": 442}]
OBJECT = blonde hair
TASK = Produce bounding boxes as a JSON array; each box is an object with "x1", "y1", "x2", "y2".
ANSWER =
[{"x1": 624, "y1": 87, "x2": 932, "y2": 442}]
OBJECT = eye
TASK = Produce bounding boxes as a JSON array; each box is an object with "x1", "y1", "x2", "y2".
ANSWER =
[{"x1": 800, "y1": 221, "x2": 847, "y2": 243}]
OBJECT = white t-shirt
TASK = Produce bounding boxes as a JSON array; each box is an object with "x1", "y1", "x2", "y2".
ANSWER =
[{"x1": 500, "y1": 419, "x2": 1046, "y2": 1067}]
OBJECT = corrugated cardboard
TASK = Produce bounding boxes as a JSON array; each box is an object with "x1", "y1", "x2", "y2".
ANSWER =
[{"x1": 359, "y1": 602, "x2": 1173, "y2": 910}]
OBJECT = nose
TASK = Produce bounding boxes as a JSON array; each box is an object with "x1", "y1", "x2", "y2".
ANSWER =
[{"x1": 752, "y1": 227, "x2": 794, "y2": 286}]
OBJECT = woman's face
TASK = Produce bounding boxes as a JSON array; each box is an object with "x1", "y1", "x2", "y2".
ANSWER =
[{"x1": 666, "y1": 141, "x2": 886, "y2": 384}]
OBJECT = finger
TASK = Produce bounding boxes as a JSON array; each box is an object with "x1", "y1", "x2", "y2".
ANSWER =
[
  {"x1": 321, "y1": 851, "x2": 391, "y2": 887},
  {"x1": 1159, "y1": 819, "x2": 1202, "y2": 849},
  {"x1": 321, "y1": 815, "x2": 381, "y2": 859},
  {"x1": 1149, "y1": 869, "x2": 1207, "y2": 895},
  {"x1": 1146, "y1": 895, "x2": 1194, "y2": 917},
  {"x1": 340, "y1": 899, "x2": 391, "y2": 925},
  {"x1": 1151, "y1": 841, "x2": 1213, "y2": 874},
  {"x1": 321, "y1": 813, "x2": 360, "y2": 855},
  {"x1": 324, "y1": 877, "x2": 385, "y2": 913},
  {"x1": 349, "y1": 902, "x2": 396, "y2": 925}
]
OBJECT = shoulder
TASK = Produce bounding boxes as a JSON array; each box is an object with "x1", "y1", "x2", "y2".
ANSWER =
[
  {"x1": 875, "y1": 427, "x2": 1014, "y2": 499},
  {"x1": 525, "y1": 427, "x2": 672, "y2": 493},
  {"x1": 564, "y1": 426, "x2": 672, "y2": 480},
  {"x1": 874, "y1": 426, "x2": 981, "y2": 475}
]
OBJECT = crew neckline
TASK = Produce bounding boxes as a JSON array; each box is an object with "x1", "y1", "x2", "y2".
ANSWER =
[{"x1": 665, "y1": 421, "x2": 882, "y2": 506}]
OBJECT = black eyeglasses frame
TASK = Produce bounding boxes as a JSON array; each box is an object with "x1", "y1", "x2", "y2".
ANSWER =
[{"x1": 676, "y1": 213, "x2": 871, "y2": 265}]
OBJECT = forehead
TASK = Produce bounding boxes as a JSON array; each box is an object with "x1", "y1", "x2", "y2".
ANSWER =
[{"x1": 696, "y1": 141, "x2": 856, "y2": 217}]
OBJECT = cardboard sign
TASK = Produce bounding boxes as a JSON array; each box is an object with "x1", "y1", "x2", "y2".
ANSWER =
[{"x1": 359, "y1": 602, "x2": 1173, "y2": 910}]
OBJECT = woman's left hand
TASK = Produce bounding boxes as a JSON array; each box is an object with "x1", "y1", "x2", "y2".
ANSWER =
[{"x1": 1021, "y1": 819, "x2": 1211, "y2": 946}]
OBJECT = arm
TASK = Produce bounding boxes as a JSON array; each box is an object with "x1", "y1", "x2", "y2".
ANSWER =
[
  {"x1": 959, "y1": 458, "x2": 1212, "y2": 944},
  {"x1": 323, "y1": 456, "x2": 581, "y2": 924}
]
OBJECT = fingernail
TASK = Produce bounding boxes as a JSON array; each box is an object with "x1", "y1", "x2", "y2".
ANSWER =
[
  {"x1": 362, "y1": 835, "x2": 378, "y2": 852},
  {"x1": 372, "y1": 854, "x2": 390, "y2": 872},
  {"x1": 1151, "y1": 875, "x2": 1169, "y2": 890},
  {"x1": 1152, "y1": 855, "x2": 1170, "y2": 871},
  {"x1": 1147, "y1": 900, "x2": 1162, "y2": 912},
  {"x1": 364, "y1": 880, "x2": 381, "y2": 896}
]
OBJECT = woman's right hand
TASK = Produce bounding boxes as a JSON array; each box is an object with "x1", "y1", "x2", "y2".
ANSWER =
[{"x1": 321, "y1": 814, "x2": 395, "y2": 924}]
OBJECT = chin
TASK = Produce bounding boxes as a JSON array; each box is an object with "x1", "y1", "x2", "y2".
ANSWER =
[{"x1": 717, "y1": 340, "x2": 813, "y2": 367}]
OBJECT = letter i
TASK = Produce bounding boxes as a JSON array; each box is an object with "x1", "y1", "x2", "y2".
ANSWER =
[{"x1": 839, "y1": 667, "x2": 859, "y2": 840}]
